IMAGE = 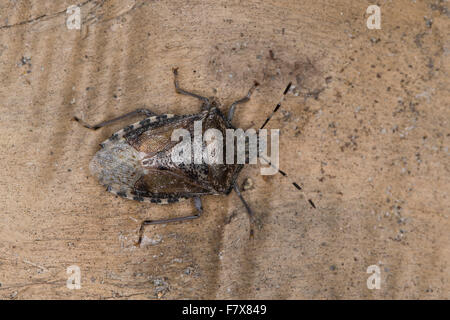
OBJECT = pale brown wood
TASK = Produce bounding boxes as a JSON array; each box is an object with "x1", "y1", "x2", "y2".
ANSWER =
[{"x1": 0, "y1": 0, "x2": 448, "y2": 299}]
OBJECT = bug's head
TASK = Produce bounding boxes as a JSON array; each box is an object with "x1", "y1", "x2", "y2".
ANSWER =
[
  {"x1": 209, "y1": 98, "x2": 220, "y2": 108},
  {"x1": 201, "y1": 97, "x2": 220, "y2": 112}
]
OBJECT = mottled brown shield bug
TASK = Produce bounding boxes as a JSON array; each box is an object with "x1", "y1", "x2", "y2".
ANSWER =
[{"x1": 75, "y1": 68, "x2": 311, "y2": 245}]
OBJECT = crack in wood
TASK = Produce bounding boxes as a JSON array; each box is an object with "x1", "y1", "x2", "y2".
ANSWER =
[{"x1": 0, "y1": 0, "x2": 96, "y2": 30}]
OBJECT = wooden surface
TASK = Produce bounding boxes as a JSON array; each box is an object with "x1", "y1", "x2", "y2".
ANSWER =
[{"x1": 0, "y1": 0, "x2": 448, "y2": 299}]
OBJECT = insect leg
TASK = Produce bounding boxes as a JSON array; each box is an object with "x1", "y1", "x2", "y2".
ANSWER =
[
  {"x1": 227, "y1": 81, "x2": 259, "y2": 123},
  {"x1": 172, "y1": 67, "x2": 210, "y2": 104},
  {"x1": 136, "y1": 197, "x2": 203, "y2": 246},
  {"x1": 74, "y1": 108, "x2": 157, "y2": 130},
  {"x1": 233, "y1": 183, "x2": 255, "y2": 238}
]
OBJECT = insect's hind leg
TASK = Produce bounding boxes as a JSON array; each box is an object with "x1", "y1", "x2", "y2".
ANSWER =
[
  {"x1": 136, "y1": 197, "x2": 203, "y2": 246},
  {"x1": 233, "y1": 183, "x2": 255, "y2": 238},
  {"x1": 74, "y1": 108, "x2": 157, "y2": 130},
  {"x1": 227, "y1": 81, "x2": 259, "y2": 123},
  {"x1": 172, "y1": 67, "x2": 210, "y2": 104}
]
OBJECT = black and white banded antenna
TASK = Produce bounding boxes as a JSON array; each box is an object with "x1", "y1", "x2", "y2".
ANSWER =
[
  {"x1": 260, "y1": 82, "x2": 292, "y2": 130},
  {"x1": 260, "y1": 82, "x2": 316, "y2": 209}
]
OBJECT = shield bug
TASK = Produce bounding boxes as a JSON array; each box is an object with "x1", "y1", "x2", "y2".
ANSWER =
[{"x1": 75, "y1": 68, "x2": 314, "y2": 245}]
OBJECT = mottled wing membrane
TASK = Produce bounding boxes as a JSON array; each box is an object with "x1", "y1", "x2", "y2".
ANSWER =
[
  {"x1": 133, "y1": 169, "x2": 210, "y2": 197},
  {"x1": 125, "y1": 114, "x2": 201, "y2": 156}
]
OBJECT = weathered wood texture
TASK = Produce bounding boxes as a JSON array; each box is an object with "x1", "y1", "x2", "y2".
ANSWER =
[{"x1": 0, "y1": 0, "x2": 448, "y2": 299}]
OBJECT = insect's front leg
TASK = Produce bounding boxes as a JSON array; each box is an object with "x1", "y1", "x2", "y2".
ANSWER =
[
  {"x1": 227, "y1": 81, "x2": 259, "y2": 123},
  {"x1": 172, "y1": 67, "x2": 210, "y2": 105},
  {"x1": 233, "y1": 183, "x2": 255, "y2": 239},
  {"x1": 136, "y1": 197, "x2": 203, "y2": 246},
  {"x1": 74, "y1": 108, "x2": 158, "y2": 130}
]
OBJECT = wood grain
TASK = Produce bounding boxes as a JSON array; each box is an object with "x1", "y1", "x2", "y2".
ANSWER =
[{"x1": 0, "y1": 0, "x2": 448, "y2": 299}]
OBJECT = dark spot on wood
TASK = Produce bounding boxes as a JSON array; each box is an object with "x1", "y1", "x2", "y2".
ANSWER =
[{"x1": 269, "y1": 49, "x2": 275, "y2": 60}]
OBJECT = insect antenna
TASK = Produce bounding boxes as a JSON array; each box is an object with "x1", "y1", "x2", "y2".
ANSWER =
[
  {"x1": 260, "y1": 82, "x2": 292, "y2": 130},
  {"x1": 259, "y1": 82, "x2": 316, "y2": 209},
  {"x1": 259, "y1": 155, "x2": 316, "y2": 209}
]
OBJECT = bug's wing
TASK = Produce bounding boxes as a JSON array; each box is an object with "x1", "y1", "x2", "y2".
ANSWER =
[
  {"x1": 123, "y1": 113, "x2": 215, "y2": 198},
  {"x1": 133, "y1": 168, "x2": 212, "y2": 197},
  {"x1": 125, "y1": 114, "x2": 201, "y2": 157}
]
